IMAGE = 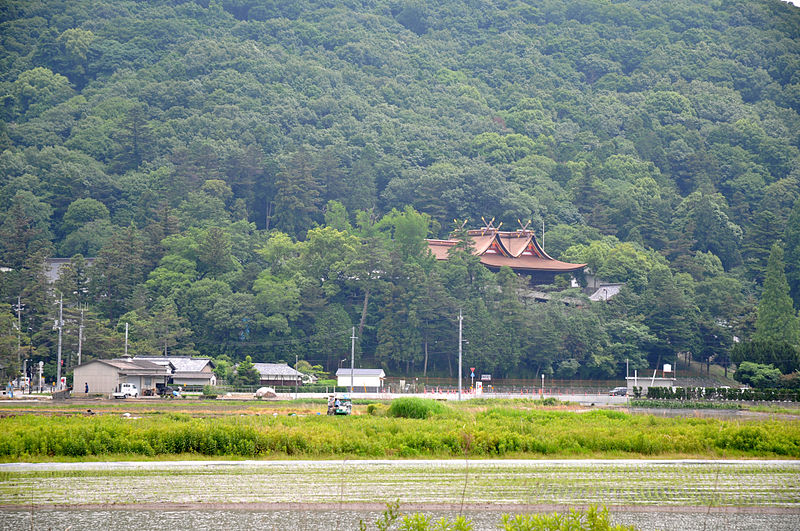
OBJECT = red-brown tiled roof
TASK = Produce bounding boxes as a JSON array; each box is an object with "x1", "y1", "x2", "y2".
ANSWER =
[{"x1": 427, "y1": 229, "x2": 585, "y2": 273}]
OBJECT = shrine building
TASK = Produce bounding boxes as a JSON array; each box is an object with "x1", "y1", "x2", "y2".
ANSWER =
[{"x1": 426, "y1": 224, "x2": 586, "y2": 284}]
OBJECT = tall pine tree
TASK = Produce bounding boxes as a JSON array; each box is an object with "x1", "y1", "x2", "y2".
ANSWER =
[
  {"x1": 754, "y1": 243, "x2": 800, "y2": 346},
  {"x1": 273, "y1": 147, "x2": 322, "y2": 239},
  {"x1": 784, "y1": 198, "x2": 800, "y2": 310}
]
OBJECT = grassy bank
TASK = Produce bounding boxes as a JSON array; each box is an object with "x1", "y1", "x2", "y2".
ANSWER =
[{"x1": 1, "y1": 400, "x2": 799, "y2": 461}]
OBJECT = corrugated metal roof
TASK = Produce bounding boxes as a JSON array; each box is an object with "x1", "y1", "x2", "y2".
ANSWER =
[
  {"x1": 335, "y1": 368, "x2": 385, "y2": 377},
  {"x1": 135, "y1": 356, "x2": 213, "y2": 373},
  {"x1": 589, "y1": 284, "x2": 623, "y2": 301},
  {"x1": 90, "y1": 358, "x2": 171, "y2": 376},
  {"x1": 171, "y1": 371, "x2": 215, "y2": 380}
]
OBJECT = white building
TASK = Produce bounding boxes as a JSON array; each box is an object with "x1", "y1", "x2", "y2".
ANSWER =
[
  {"x1": 336, "y1": 368, "x2": 385, "y2": 392},
  {"x1": 73, "y1": 359, "x2": 171, "y2": 396}
]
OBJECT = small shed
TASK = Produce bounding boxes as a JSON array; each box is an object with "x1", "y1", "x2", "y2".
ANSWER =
[
  {"x1": 336, "y1": 368, "x2": 385, "y2": 392},
  {"x1": 253, "y1": 363, "x2": 304, "y2": 386},
  {"x1": 73, "y1": 359, "x2": 171, "y2": 396},
  {"x1": 135, "y1": 356, "x2": 216, "y2": 387}
]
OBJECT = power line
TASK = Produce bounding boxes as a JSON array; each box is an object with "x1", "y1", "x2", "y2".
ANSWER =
[{"x1": 210, "y1": 327, "x2": 353, "y2": 348}]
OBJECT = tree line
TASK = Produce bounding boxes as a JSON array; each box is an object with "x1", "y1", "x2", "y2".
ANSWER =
[{"x1": 1, "y1": 0, "x2": 800, "y2": 383}]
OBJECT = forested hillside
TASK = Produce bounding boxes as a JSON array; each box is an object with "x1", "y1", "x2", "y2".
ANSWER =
[{"x1": 2, "y1": 0, "x2": 800, "y2": 383}]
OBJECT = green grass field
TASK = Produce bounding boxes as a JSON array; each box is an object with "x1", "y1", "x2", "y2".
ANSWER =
[{"x1": 1, "y1": 398, "x2": 798, "y2": 461}]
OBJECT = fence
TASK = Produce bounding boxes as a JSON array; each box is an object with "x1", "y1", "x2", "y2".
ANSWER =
[
  {"x1": 382, "y1": 377, "x2": 625, "y2": 396},
  {"x1": 195, "y1": 379, "x2": 624, "y2": 397}
]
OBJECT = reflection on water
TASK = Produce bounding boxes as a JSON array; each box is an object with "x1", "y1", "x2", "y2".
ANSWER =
[{"x1": 1, "y1": 509, "x2": 799, "y2": 531}]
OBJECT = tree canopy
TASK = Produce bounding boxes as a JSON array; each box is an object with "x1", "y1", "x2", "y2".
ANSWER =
[{"x1": 2, "y1": 0, "x2": 799, "y2": 382}]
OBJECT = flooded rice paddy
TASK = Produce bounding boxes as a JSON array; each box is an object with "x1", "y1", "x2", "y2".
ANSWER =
[{"x1": 1, "y1": 459, "x2": 799, "y2": 530}]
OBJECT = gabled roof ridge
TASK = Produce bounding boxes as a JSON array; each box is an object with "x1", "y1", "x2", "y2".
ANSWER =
[{"x1": 497, "y1": 232, "x2": 533, "y2": 258}]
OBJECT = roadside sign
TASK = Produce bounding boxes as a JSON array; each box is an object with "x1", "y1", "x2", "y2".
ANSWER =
[{"x1": 481, "y1": 374, "x2": 491, "y2": 381}]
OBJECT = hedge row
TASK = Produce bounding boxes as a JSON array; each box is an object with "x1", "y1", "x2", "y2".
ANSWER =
[{"x1": 644, "y1": 387, "x2": 800, "y2": 401}]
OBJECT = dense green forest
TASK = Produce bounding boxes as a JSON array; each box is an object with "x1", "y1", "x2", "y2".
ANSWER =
[{"x1": 1, "y1": 0, "x2": 800, "y2": 384}]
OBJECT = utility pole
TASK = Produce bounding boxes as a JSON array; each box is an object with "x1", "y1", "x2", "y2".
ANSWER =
[
  {"x1": 458, "y1": 309, "x2": 463, "y2": 401},
  {"x1": 14, "y1": 296, "x2": 22, "y2": 375},
  {"x1": 124, "y1": 322, "x2": 129, "y2": 357},
  {"x1": 56, "y1": 293, "x2": 63, "y2": 389},
  {"x1": 350, "y1": 326, "x2": 356, "y2": 396},
  {"x1": 295, "y1": 353, "x2": 299, "y2": 400},
  {"x1": 77, "y1": 305, "x2": 84, "y2": 366}
]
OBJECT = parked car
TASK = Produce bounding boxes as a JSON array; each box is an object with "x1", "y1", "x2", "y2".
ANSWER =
[
  {"x1": 609, "y1": 386, "x2": 628, "y2": 396},
  {"x1": 113, "y1": 383, "x2": 139, "y2": 399}
]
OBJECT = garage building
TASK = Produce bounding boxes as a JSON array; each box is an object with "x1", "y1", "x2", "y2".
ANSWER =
[{"x1": 73, "y1": 358, "x2": 171, "y2": 396}]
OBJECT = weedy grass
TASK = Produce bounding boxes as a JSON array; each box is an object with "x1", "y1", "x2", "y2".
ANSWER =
[
  {"x1": 1, "y1": 404, "x2": 799, "y2": 461},
  {"x1": 387, "y1": 398, "x2": 449, "y2": 419},
  {"x1": 747, "y1": 404, "x2": 800, "y2": 415}
]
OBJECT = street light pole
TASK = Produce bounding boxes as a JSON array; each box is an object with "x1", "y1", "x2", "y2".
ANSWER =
[
  {"x1": 77, "y1": 305, "x2": 84, "y2": 366},
  {"x1": 541, "y1": 373, "x2": 544, "y2": 396},
  {"x1": 15, "y1": 296, "x2": 22, "y2": 375},
  {"x1": 56, "y1": 293, "x2": 63, "y2": 390},
  {"x1": 458, "y1": 309, "x2": 463, "y2": 401},
  {"x1": 350, "y1": 326, "x2": 356, "y2": 396}
]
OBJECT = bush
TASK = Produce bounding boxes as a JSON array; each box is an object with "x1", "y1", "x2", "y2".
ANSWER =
[
  {"x1": 779, "y1": 372, "x2": 800, "y2": 389},
  {"x1": 501, "y1": 505, "x2": 637, "y2": 531},
  {"x1": 735, "y1": 362, "x2": 782, "y2": 388},
  {"x1": 367, "y1": 403, "x2": 389, "y2": 416},
  {"x1": 644, "y1": 386, "x2": 800, "y2": 401},
  {"x1": 387, "y1": 398, "x2": 447, "y2": 419}
]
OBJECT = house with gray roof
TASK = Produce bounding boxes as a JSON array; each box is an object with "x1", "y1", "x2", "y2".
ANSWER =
[
  {"x1": 252, "y1": 363, "x2": 306, "y2": 386},
  {"x1": 135, "y1": 356, "x2": 216, "y2": 387}
]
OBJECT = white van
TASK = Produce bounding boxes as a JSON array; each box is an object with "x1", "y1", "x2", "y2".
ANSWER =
[{"x1": 113, "y1": 383, "x2": 139, "y2": 399}]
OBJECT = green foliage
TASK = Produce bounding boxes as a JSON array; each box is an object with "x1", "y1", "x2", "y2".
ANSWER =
[
  {"x1": 785, "y1": 198, "x2": 800, "y2": 309},
  {"x1": 1, "y1": 0, "x2": 799, "y2": 383},
  {"x1": 367, "y1": 403, "x2": 389, "y2": 416},
  {"x1": 1, "y1": 404, "x2": 799, "y2": 460},
  {"x1": 643, "y1": 385, "x2": 800, "y2": 401},
  {"x1": 235, "y1": 356, "x2": 260, "y2": 386},
  {"x1": 387, "y1": 398, "x2": 447, "y2": 419},
  {"x1": 730, "y1": 341, "x2": 800, "y2": 375},
  {"x1": 501, "y1": 505, "x2": 636, "y2": 531},
  {"x1": 360, "y1": 500, "x2": 401, "y2": 531},
  {"x1": 755, "y1": 244, "x2": 800, "y2": 345},
  {"x1": 734, "y1": 362, "x2": 783, "y2": 388},
  {"x1": 400, "y1": 513, "x2": 473, "y2": 531}
]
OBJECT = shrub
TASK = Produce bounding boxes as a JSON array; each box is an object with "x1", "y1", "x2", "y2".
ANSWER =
[
  {"x1": 735, "y1": 362, "x2": 782, "y2": 388},
  {"x1": 501, "y1": 505, "x2": 637, "y2": 531},
  {"x1": 367, "y1": 403, "x2": 389, "y2": 416},
  {"x1": 387, "y1": 398, "x2": 447, "y2": 419}
]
